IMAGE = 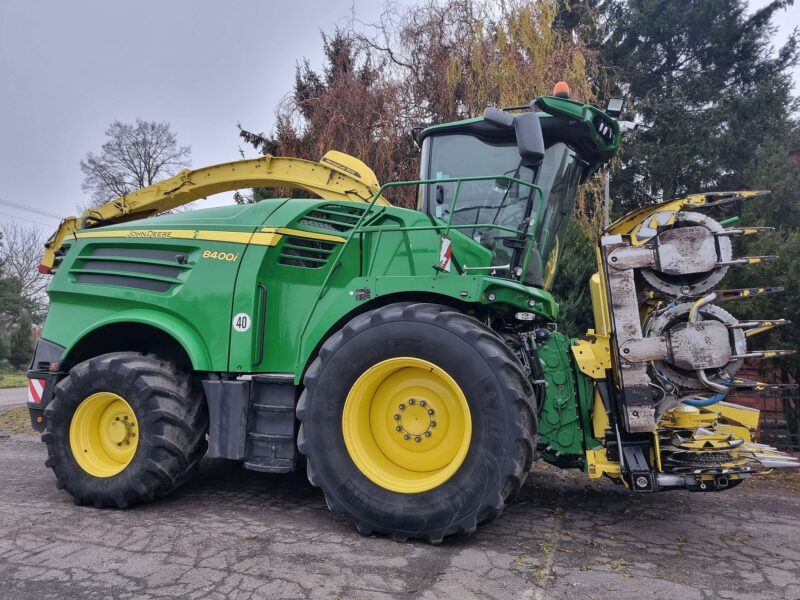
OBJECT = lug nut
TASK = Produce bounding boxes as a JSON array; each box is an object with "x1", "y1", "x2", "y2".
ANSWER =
[
  {"x1": 409, "y1": 398, "x2": 415, "y2": 405},
  {"x1": 430, "y1": 421, "x2": 437, "y2": 427},
  {"x1": 403, "y1": 434, "x2": 410, "y2": 440},
  {"x1": 414, "y1": 436, "x2": 421, "y2": 443},
  {"x1": 393, "y1": 414, "x2": 400, "y2": 420},
  {"x1": 424, "y1": 431, "x2": 431, "y2": 437},
  {"x1": 395, "y1": 426, "x2": 402, "y2": 432},
  {"x1": 399, "y1": 403, "x2": 405, "y2": 410},
  {"x1": 428, "y1": 409, "x2": 435, "y2": 415},
  {"x1": 114, "y1": 417, "x2": 120, "y2": 421},
  {"x1": 419, "y1": 400, "x2": 426, "y2": 407},
  {"x1": 123, "y1": 415, "x2": 128, "y2": 420}
]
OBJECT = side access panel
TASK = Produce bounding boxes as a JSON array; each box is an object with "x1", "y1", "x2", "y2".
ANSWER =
[
  {"x1": 245, "y1": 375, "x2": 297, "y2": 473},
  {"x1": 204, "y1": 379, "x2": 249, "y2": 459},
  {"x1": 201, "y1": 375, "x2": 298, "y2": 472}
]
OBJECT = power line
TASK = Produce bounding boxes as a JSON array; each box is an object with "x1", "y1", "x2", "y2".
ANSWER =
[
  {"x1": 0, "y1": 196, "x2": 64, "y2": 217},
  {"x1": 0, "y1": 199, "x2": 64, "y2": 220},
  {"x1": 0, "y1": 198, "x2": 64, "y2": 221},
  {"x1": 0, "y1": 211, "x2": 51, "y2": 228}
]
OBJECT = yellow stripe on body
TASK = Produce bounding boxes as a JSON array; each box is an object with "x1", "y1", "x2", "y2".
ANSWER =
[
  {"x1": 197, "y1": 231, "x2": 254, "y2": 244},
  {"x1": 74, "y1": 228, "x2": 255, "y2": 243},
  {"x1": 262, "y1": 227, "x2": 346, "y2": 244},
  {"x1": 249, "y1": 232, "x2": 283, "y2": 246},
  {"x1": 74, "y1": 227, "x2": 341, "y2": 246},
  {"x1": 75, "y1": 229, "x2": 196, "y2": 240}
]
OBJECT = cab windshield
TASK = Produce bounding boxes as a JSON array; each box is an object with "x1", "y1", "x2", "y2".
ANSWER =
[{"x1": 420, "y1": 132, "x2": 584, "y2": 288}]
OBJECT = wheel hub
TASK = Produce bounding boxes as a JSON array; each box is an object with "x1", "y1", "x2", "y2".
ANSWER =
[
  {"x1": 107, "y1": 415, "x2": 135, "y2": 445},
  {"x1": 394, "y1": 398, "x2": 435, "y2": 441}
]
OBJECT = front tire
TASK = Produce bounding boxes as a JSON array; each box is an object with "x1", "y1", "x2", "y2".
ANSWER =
[
  {"x1": 42, "y1": 352, "x2": 208, "y2": 507},
  {"x1": 297, "y1": 303, "x2": 536, "y2": 543}
]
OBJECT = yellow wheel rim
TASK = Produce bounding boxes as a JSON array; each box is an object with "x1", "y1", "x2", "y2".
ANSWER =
[
  {"x1": 342, "y1": 357, "x2": 472, "y2": 493},
  {"x1": 69, "y1": 392, "x2": 138, "y2": 477}
]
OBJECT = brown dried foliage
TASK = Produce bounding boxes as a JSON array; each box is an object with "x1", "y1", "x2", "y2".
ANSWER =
[{"x1": 245, "y1": 0, "x2": 606, "y2": 231}]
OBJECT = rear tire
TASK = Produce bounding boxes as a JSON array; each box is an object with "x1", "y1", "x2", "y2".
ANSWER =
[
  {"x1": 42, "y1": 352, "x2": 208, "y2": 508},
  {"x1": 297, "y1": 303, "x2": 536, "y2": 543}
]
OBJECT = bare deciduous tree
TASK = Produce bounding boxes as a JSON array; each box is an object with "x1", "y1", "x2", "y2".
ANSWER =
[
  {"x1": 0, "y1": 222, "x2": 49, "y2": 321},
  {"x1": 80, "y1": 119, "x2": 191, "y2": 207}
]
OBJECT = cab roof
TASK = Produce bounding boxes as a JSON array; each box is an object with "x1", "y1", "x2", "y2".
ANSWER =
[{"x1": 418, "y1": 96, "x2": 620, "y2": 177}]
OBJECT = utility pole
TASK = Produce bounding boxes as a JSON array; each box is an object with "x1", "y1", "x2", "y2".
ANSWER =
[
  {"x1": 601, "y1": 104, "x2": 636, "y2": 230},
  {"x1": 603, "y1": 97, "x2": 625, "y2": 231},
  {"x1": 604, "y1": 165, "x2": 611, "y2": 229}
]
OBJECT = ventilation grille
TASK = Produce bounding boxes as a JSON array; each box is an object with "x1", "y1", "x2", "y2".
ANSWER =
[
  {"x1": 278, "y1": 237, "x2": 336, "y2": 269},
  {"x1": 70, "y1": 246, "x2": 190, "y2": 293},
  {"x1": 298, "y1": 203, "x2": 365, "y2": 233}
]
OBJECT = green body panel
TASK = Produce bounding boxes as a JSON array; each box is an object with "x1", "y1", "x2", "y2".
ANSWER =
[
  {"x1": 40, "y1": 95, "x2": 617, "y2": 407},
  {"x1": 536, "y1": 332, "x2": 600, "y2": 465},
  {"x1": 227, "y1": 198, "x2": 557, "y2": 376},
  {"x1": 574, "y1": 360, "x2": 602, "y2": 455},
  {"x1": 44, "y1": 201, "x2": 285, "y2": 371},
  {"x1": 42, "y1": 198, "x2": 556, "y2": 378}
]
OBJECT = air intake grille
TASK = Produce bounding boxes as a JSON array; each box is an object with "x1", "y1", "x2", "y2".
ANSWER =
[
  {"x1": 70, "y1": 246, "x2": 190, "y2": 292},
  {"x1": 278, "y1": 237, "x2": 336, "y2": 269},
  {"x1": 298, "y1": 203, "x2": 365, "y2": 233}
]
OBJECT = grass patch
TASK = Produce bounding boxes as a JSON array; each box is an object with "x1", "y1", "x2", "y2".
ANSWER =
[
  {"x1": 0, "y1": 372, "x2": 27, "y2": 389},
  {"x1": 0, "y1": 407, "x2": 35, "y2": 435}
]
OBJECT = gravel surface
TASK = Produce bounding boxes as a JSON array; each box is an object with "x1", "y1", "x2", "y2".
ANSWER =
[{"x1": 1, "y1": 432, "x2": 799, "y2": 599}]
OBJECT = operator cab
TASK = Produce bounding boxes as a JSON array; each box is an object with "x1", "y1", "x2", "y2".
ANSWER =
[{"x1": 417, "y1": 88, "x2": 619, "y2": 290}]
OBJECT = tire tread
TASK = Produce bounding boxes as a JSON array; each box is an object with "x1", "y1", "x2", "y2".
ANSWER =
[
  {"x1": 298, "y1": 302, "x2": 537, "y2": 543},
  {"x1": 42, "y1": 352, "x2": 208, "y2": 508}
]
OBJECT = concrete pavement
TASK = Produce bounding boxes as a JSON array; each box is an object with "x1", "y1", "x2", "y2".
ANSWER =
[
  {"x1": 0, "y1": 432, "x2": 799, "y2": 599},
  {"x1": 0, "y1": 387, "x2": 26, "y2": 410}
]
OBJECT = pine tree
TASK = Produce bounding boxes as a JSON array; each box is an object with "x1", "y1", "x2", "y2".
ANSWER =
[
  {"x1": 725, "y1": 123, "x2": 800, "y2": 448},
  {"x1": 8, "y1": 310, "x2": 33, "y2": 370},
  {"x1": 0, "y1": 334, "x2": 9, "y2": 366},
  {"x1": 602, "y1": 0, "x2": 798, "y2": 214},
  {"x1": 0, "y1": 230, "x2": 24, "y2": 333},
  {"x1": 551, "y1": 221, "x2": 597, "y2": 336}
]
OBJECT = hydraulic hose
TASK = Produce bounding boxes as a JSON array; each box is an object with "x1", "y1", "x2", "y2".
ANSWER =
[{"x1": 682, "y1": 393, "x2": 726, "y2": 408}]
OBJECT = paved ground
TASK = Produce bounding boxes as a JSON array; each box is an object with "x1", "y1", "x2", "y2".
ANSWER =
[
  {"x1": 0, "y1": 429, "x2": 799, "y2": 600},
  {"x1": 0, "y1": 387, "x2": 26, "y2": 410}
]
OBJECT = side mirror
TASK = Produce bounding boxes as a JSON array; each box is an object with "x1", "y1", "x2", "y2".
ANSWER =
[
  {"x1": 483, "y1": 106, "x2": 545, "y2": 167},
  {"x1": 483, "y1": 106, "x2": 514, "y2": 128},
  {"x1": 513, "y1": 112, "x2": 545, "y2": 166}
]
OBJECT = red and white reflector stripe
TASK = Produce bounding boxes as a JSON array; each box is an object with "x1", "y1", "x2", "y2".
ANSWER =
[
  {"x1": 28, "y1": 378, "x2": 45, "y2": 404},
  {"x1": 439, "y1": 237, "x2": 452, "y2": 272}
]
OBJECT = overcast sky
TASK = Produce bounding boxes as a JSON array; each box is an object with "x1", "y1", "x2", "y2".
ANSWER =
[
  {"x1": 0, "y1": 0, "x2": 797, "y2": 233},
  {"x1": 0, "y1": 0, "x2": 403, "y2": 230}
]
